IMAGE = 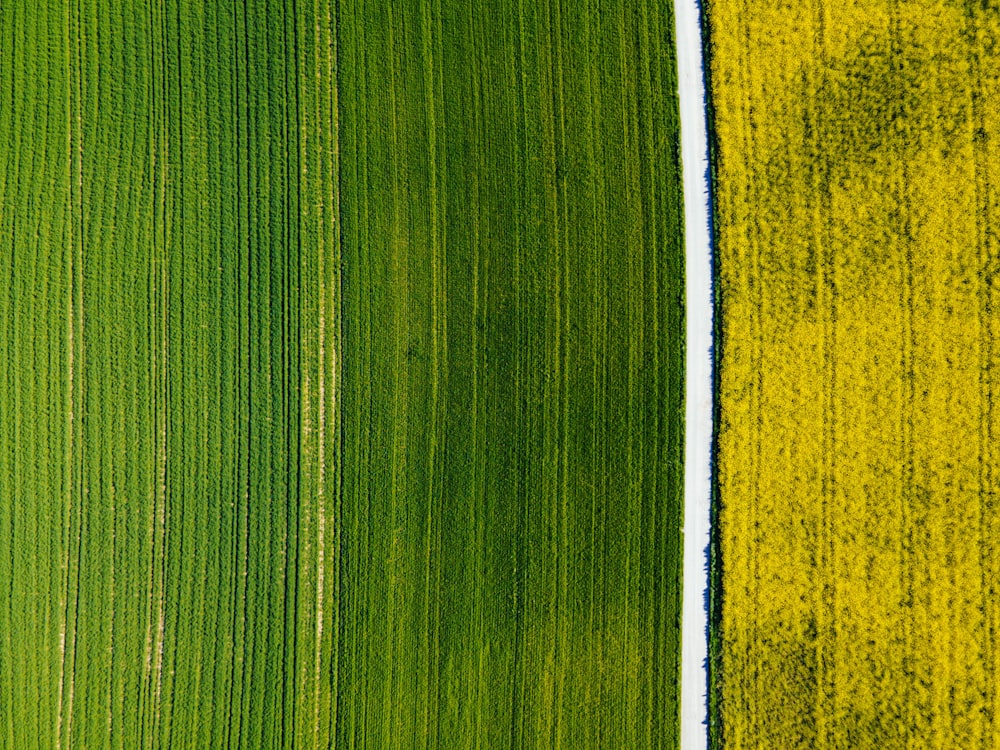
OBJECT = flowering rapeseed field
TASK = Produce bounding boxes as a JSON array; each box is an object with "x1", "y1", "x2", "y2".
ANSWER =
[{"x1": 709, "y1": 0, "x2": 1000, "y2": 745}]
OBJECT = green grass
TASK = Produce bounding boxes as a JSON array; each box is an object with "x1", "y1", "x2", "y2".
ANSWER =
[
  {"x1": 0, "y1": 1, "x2": 684, "y2": 747},
  {"x1": 1, "y1": 1, "x2": 335, "y2": 747},
  {"x1": 337, "y1": 1, "x2": 685, "y2": 747}
]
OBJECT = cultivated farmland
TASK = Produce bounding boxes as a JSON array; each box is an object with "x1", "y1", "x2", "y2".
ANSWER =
[
  {"x1": 708, "y1": 1, "x2": 1000, "y2": 746},
  {"x1": 0, "y1": 1, "x2": 685, "y2": 748},
  {"x1": 337, "y1": 0, "x2": 686, "y2": 747},
  {"x1": 2, "y1": 0, "x2": 337, "y2": 747}
]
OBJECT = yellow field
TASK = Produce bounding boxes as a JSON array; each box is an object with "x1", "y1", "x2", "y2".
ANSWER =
[{"x1": 709, "y1": 1, "x2": 1000, "y2": 745}]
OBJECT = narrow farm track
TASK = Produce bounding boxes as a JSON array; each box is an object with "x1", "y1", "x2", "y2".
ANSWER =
[
  {"x1": 337, "y1": 0, "x2": 685, "y2": 747},
  {"x1": 708, "y1": 1, "x2": 1000, "y2": 747},
  {"x1": 0, "y1": 1, "x2": 684, "y2": 748}
]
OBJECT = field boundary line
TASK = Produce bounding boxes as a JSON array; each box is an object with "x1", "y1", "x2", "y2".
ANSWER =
[{"x1": 676, "y1": 0, "x2": 713, "y2": 746}]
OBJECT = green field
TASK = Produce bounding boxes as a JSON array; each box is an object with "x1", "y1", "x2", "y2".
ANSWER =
[{"x1": 0, "y1": 1, "x2": 685, "y2": 747}]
